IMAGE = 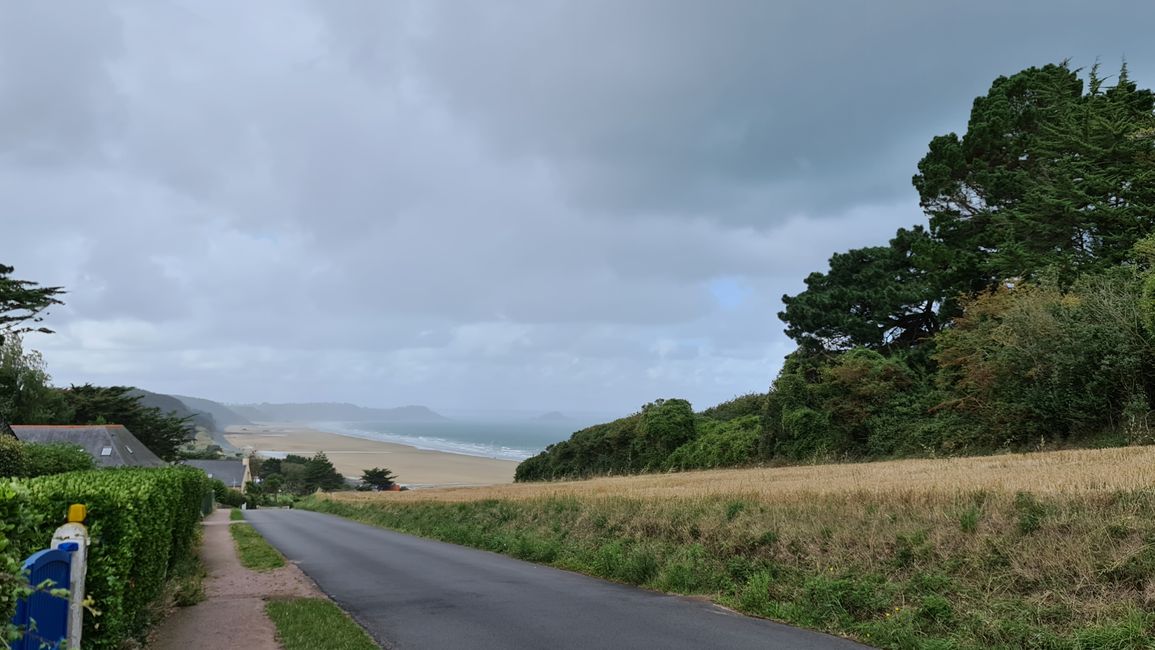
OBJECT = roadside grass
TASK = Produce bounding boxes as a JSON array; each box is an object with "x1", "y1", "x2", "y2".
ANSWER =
[
  {"x1": 158, "y1": 527, "x2": 207, "y2": 611},
  {"x1": 303, "y1": 445, "x2": 1155, "y2": 649},
  {"x1": 229, "y1": 523, "x2": 285, "y2": 571},
  {"x1": 266, "y1": 598, "x2": 379, "y2": 650},
  {"x1": 229, "y1": 508, "x2": 244, "y2": 521}
]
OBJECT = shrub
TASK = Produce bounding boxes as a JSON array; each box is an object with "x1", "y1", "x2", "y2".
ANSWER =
[
  {"x1": 22, "y1": 442, "x2": 96, "y2": 477},
  {"x1": 0, "y1": 480, "x2": 42, "y2": 631},
  {"x1": 211, "y1": 478, "x2": 247, "y2": 508},
  {"x1": 0, "y1": 436, "x2": 28, "y2": 478}
]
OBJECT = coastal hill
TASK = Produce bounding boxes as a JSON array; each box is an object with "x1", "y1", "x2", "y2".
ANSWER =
[
  {"x1": 173, "y1": 394, "x2": 252, "y2": 428},
  {"x1": 230, "y1": 402, "x2": 448, "y2": 423},
  {"x1": 128, "y1": 388, "x2": 217, "y2": 431}
]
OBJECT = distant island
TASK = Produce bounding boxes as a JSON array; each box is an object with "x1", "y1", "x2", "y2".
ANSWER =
[
  {"x1": 228, "y1": 402, "x2": 448, "y2": 423},
  {"x1": 533, "y1": 411, "x2": 569, "y2": 422}
]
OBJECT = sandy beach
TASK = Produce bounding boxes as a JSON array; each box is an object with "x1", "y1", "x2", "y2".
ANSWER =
[{"x1": 223, "y1": 424, "x2": 518, "y2": 487}]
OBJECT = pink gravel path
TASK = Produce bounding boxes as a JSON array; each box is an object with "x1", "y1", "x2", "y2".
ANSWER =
[{"x1": 148, "y1": 508, "x2": 322, "y2": 650}]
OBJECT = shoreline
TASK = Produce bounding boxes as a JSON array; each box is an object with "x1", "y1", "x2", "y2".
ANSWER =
[{"x1": 224, "y1": 424, "x2": 518, "y2": 487}]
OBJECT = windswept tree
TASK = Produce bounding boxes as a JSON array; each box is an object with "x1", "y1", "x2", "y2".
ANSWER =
[
  {"x1": 360, "y1": 467, "x2": 398, "y2": 490},
  {"x1": 0, "y1": 264, "x2": 64, "y2": 345},
  {"x1": 782, "y1": 62, "x2": 1155, "y2": 355},
  {"x1": 0, "y1": 265, "x2": 64, "y2": 436},
  {"x1": 914, "y1": 62, "x2": 1155, "y2": 288}
]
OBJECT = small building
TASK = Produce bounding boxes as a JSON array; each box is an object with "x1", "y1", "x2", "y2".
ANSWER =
[
  {"x1": 11, "y1": 425, "x2": 166, "y2": 468},
  {"x1": 182, "y1": 458, "x2": 251, "y2": 489}
]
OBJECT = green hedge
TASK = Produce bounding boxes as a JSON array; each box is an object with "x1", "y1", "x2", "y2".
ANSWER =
[{"x1": 2, "y1": 467, "x2": 209, "y2": 649}]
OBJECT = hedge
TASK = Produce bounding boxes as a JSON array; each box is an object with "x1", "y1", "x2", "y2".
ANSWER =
[{"x1": 2, "y1": 467, "x2": 209, "y2": 649}]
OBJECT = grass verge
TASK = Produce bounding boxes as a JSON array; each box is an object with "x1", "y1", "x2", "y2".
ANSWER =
[
  {"x1": 302, "y1": 486, "x2": 1155, "y2": 649},
  {"x1": 229, "y1": 508, "x2": 244, "y2": 521},
  {"x1": 229, "y1": 523, "x2": 285, "y2": 571},
  {"x1": 266, "y1": 598, "x2": 379, "y2": 650}
]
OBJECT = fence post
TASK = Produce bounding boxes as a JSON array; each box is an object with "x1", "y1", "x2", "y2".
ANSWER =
[
  {"x1": 10, "y1": 548, "x2": 71, "y2": 650},
  {"x1": 50, "y1": 504, "x2": 89, "y2": 650}
]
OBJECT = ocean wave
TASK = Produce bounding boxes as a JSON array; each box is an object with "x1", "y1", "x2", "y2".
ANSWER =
[{"x1": 316, "y1": 423, "x2": 538, "y2": 461}]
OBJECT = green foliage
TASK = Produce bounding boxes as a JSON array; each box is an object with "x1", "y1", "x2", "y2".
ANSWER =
[
  {"x1": 359, "y1": 467, "x2": 397, "y2": 490},
  {"x1": 780, "y1": 226, "x2": 946, "y2": 351},
  {"x1": 0, "y1": 264, "x2": 64, "y2": 343},
  {"x1": 0, "y1": 335, "x2": 70, "y2": 426},
  {"x1": 934, "y1": 269, "x2": 1155, "y2": 450},
  {"x1": 212, "y1": 479, "x2": 247, "y2": 508},
  {"x1": 0, "y1": 479, "x2": 41, "y2": 629},
  {"x1": 517, "y1": 399, "x2": 701, "y2": 481},
  {"x1": 21, "y1": 442, "x2": 96, "y2": 477},
  {"x1": 303, "y1": 452, "x2": 344, "y2": 492},
  {"x1": 256, "y1": 452, "x2": 345, "y2": 495},
  {"x1": 266, "y1": 598, "x2": 379, "y2": 650},
  {"x1": 229, "y1": 523, "x2": 285, "y2": 571},
  {"x1": 666, "y1": 415, "x2": 761, "y2": 470},
  {"x1": 0, "y1": 435, "x2": 28, "y2": 478},
  {"x1": 9, "y1": 467, "x2": 210, "y2": 649}
]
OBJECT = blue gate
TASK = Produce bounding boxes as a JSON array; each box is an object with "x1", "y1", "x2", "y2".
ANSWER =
[{"x1": 10, "y1": 547, "x2": 71, "y2": 650}]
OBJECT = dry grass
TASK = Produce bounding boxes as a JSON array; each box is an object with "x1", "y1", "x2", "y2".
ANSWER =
[
  {"x1": 310, "y1": 446, "x2": 1155, "y2": 647},
  {"x1": 330, "y1": 444, "x2": 1155, "y2": 504}
]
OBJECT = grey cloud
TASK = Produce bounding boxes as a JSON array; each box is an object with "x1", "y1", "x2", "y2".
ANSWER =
[{"x1": 2, "y1": 1, "x2": 1152, "y2": 413}]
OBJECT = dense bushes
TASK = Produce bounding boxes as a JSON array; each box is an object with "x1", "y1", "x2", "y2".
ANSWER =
[
  {"x1": 517, "y1": 396, "x2": 761, "y2": 481},
  {"x1": 0, "y1": 440, "x2": 98, "y2": 479},
  {"x1": 22, "y1": 443, "x2": 96, "y2": 477},
  {"x1": 2, "y1": 467, "x2": 209, "y2": 649}
]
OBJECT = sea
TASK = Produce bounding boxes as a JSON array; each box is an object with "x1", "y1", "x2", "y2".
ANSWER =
[{"x1": 310, "y1": 419, "x2": 592, "y2": 462}]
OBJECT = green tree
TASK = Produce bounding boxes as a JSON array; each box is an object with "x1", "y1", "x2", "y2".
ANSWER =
[
  {"x1": 360, "y1": 467, "x2": 398, "y2": 490},
  {"x1": 303, "y1": 452, "x2": 344, "y2": 491},
  {"x1": 914, "y1": 62, "x2": 1155, "y2": 289},
  {"x1": 780, "y1": 227, "x2": 946, "y2": 351},
  {"x1": 0, "y1": 264, "x2": 64, "y2": 344},
  {"x1": 0, "y1": 264, "x2": 64, "y2": 437},
  {"x1": 0, "y1": 335, "x2": 70, "y2": 425},
  {"x1": 57, "y1": 384, "x2": 194, "y2": 461}
]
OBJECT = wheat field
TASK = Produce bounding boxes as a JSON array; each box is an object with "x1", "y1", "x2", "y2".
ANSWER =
[{"x1": 330, "y1": 444, "x2": 1155, "y2": 504}]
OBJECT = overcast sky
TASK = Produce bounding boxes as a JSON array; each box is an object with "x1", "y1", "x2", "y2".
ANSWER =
[{"x1": 3, "y1": 1, "x2": 1154, "y2": 414}]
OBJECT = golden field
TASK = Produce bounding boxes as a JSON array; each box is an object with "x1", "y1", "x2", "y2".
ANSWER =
[{"x1": 327, "y1": 444, "x2": 1155, "y2": 504}]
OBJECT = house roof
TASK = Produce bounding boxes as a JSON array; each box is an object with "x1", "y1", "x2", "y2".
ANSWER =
[
  {"x1": 11, "y1": 425, "x2": 166, "y2": 468},
  {"x1": 182, "y1": 459, "x2": 247, "y2": 487}
]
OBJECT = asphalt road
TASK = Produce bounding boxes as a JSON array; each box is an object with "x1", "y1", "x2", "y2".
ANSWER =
[{"x1": 245, "y1": 509, "x2": 870, "y2": 650}]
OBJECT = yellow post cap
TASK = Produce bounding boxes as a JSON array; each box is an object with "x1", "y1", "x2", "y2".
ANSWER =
[{"x1": 68, "y1": 504, "x2": 87, "y2": 523}]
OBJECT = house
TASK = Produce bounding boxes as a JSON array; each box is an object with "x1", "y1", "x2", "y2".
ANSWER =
[
  {"x1": 182, "y1": 458, "x2": 251, "y2": 489},
  {"x1": 10, "y1": 425, "x2": 166, "y2": 468}
]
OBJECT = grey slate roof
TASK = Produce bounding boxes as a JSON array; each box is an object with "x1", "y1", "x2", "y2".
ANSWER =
[
  {"x1": 182, "y1": 460, "x2": 247, "y2": 487},
  {"x1": 11, "y1": 425, "x2": 166, "y2": 468}
]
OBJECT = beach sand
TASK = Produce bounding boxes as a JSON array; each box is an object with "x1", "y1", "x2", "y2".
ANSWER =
[{"x1": 223, "y1": 424, "x2": 518, "y2": 487}]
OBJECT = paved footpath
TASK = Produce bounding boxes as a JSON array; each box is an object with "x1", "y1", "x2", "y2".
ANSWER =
[
  {"x1": 248, "y1": 508, "x2": 871, "y2": 650},
  {"x1": 149, "y1": 508, "x2": 323, "y2": 650}
]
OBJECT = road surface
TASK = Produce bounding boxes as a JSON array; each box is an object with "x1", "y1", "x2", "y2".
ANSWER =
[{"x1": 245, "y1": 509, "x2": 869, "y2": 650}]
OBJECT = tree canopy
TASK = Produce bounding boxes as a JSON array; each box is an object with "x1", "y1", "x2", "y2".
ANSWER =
[{"x1": 0, "y1": 264, "x2": 64, "y2": 344}]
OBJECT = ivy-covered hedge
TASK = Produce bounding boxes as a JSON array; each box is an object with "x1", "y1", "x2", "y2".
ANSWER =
[{"x1": 1, "y1": 467, "x2": 209, "y2": 649}]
